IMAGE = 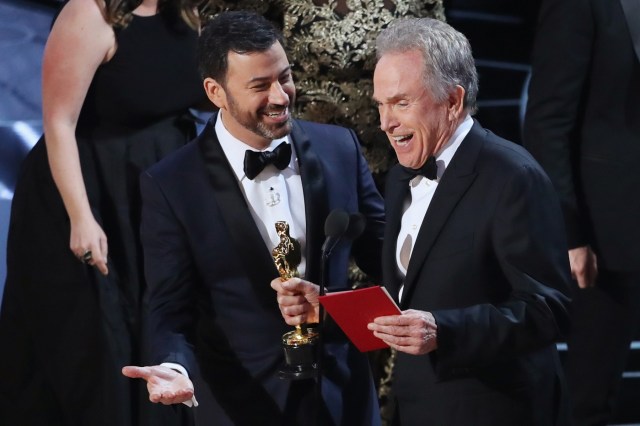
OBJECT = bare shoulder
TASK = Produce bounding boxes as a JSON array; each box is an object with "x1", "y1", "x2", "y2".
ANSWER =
[
  {"x1": 52, "y1": 0, "x2": 114, "y2": 39},
  {"x1": 57, "y1": 0, "x2": 110, "y2": 25},
  {"x1": 47, "y1": 0, "x2": 115, "y2": 62}
]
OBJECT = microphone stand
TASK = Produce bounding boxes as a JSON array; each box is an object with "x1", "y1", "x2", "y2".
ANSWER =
[
  {"x1": 313, "y1": 210, "x2": 364, "y2": 426},
  {"x1": 315, "y1": 250, "x2": 329, "y2": 426},
  {"x1": 314, "y1": 209, "x2": 348, "y2": 426}
]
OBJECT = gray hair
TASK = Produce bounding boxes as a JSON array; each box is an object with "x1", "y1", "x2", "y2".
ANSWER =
[{"x1": 376, "y1": 18, "x2": 478, "y2": 114}]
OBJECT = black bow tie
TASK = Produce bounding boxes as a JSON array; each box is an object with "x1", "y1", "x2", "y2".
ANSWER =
[
  {"x1": 400, "y1": 156, "x2": 438, "y2": 181},
  {"x1": 243, "y1": 142, "x2": 292, "y2": 180}
]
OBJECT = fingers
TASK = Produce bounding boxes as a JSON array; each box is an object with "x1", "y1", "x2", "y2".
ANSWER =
[
  {"x1": 85, "y1": 234, "x2": 108, "y2": 275},
  {"x1": 70, "y1": 219, "x2": 109, "y2": 275},
  {"x1": 275, "y1": 277, "x2": 319, "y2": 296},
  {"x1": 271, "y1": 277, "x2": 301, "y2": 296},
  {"x1": 147, "y1": 368, "x2": 194, "y2": 405},
  {"x1": 276, "y1": 293, "x2": 308, "y2": 310},
  {"x1": 368, "y1": 310, "x2": 437, "y2": 355},
  {"x1": 93, "y1": 251, "x2": 109, "y2": 276},
  {"x1": 373, "y1": 332, "x2": 436, "y2": 355},
  {"x1": 272, "y1": 278, "x2": 321, "y2": 324},
  {"x1": 280, "y1": 305, "x2": 310, "y2": 326},
  {"x1": 149, "y1": 386, "x2": 194, "y2": 405},
  {"x1": 277, "y1": 293, "x2": 309, "y2": 325},
  {"x1": 122, "y1": 365, "x2": 152, "y2": 380},
  {"x1": 569, "y1": 246, "x2": 598, "y2": 288},
  {"x1": 270, "y1": 278, "x2": 288, "y2": 293},
  {"x1": 370, "y1": 314, "x2": 411, "y2": 326},
  {"x1": 121, "y1": 365, "x2": 175, "y2": 380},
  {"x1": 72, "y1": 243, "x2": 109, "y2": 275},
  {"x1": 124, "y1": 365, "x2": 195, "y2": 405},
  {"x1": 91, "y1": 235, "x2": 108, "y2": 275}
]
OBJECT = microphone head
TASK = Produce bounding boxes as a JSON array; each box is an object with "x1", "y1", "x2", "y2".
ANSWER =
[
  {"x1": 345, "y1": 213, "x2": 366, "y2": 240},
  {"x1": 324, "y1": 209, "x2": 350, "y2": 238}
]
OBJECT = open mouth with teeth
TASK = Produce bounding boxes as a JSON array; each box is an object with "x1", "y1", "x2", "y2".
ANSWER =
[
  {"x1": 263, "y1": 108, "x2": 289, "y2": 121},
  {"x1": 393, "y1": 134, "x2": 413, "y2": 146}
]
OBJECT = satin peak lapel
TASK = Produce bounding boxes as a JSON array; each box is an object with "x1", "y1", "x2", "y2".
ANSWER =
[
  {"x1": 197, "y1": 116, "x2": 279, "y2": 306},
  {"x1": 290, "y1": 121, "x2": 328, "y2": 283},
  {"x1": 383, "y1": 166, "x2": 411, "y2": 299},
  {"x1": 400, "y1": 122, "x2": 484, "y2": 307}
]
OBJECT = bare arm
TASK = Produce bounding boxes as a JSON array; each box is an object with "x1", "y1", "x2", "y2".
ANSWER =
[{"x1": 42, "y1": 0, "x2": 116, "y2": 274}]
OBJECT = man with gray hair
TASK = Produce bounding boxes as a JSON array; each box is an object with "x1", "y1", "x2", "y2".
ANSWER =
[{"x1": 367, "y1": 18, "x2": 573, "y2": 425}]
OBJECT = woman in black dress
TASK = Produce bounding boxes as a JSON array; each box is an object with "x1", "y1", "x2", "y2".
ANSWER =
[{"x1": 0, "y1": 0, "x2": 207, "y2": 424}]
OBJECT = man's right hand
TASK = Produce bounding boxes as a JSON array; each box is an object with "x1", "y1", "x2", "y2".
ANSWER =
[
  {"x1": 568, "y1": 245, "x2": 598, "y2": 288},
  {"x1": 271, "y1": 277, "x2": 320, "y2": 325},
  {"x1": 122, "y1": 365, "x2": 194, "y2": 405}
]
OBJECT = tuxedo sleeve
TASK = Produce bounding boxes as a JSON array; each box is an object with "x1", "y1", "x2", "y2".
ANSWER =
[
  {"x1": 523, "y1": 0, "x2": 593, "y2": 248},
  {"x1": 139, "y1": 171, "x2": 198, "y2": 374},
  {"x1": 432, "y1": 164, "x2": 572, "y2": 371}
]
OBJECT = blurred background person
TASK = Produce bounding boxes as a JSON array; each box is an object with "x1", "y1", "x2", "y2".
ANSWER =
[
  {"x1": 524, "y1": 0, "x2": 640, "y2": 424},
  {"x1": 0, "y1": 0, "x2": 208, "y2": 424}
]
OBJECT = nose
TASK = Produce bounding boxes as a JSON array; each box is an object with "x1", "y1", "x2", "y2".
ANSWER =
[
  {"x1": 269, "y1": 81, "x2": 289, "y2": 105},
  {"x1": 379, "y1": 106, "x2": 397, "y2": 133}
]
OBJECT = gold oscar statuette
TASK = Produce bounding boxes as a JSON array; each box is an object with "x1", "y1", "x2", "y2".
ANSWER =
[{"x1": 272, "y1": 221, "x2": 319, "y2": 379}]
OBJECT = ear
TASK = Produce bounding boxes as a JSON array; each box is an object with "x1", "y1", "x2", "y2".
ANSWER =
[
  {"x1": 447, "y1": 85, "x2": 465, "y2": 122},
  {"x1": 203, "y1": 77, "x2": 226, "y2": 109}
]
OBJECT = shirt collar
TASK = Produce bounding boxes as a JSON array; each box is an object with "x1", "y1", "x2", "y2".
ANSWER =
[
  {"x1": 215, "y1": 111, "x2": 296, "y2": 182},
  {"x1": 409, "y1": 114, "x2": 473, "y2": 187},
  {"x1": 434, "y1": 114, "x2": 473, "y2": 173}
]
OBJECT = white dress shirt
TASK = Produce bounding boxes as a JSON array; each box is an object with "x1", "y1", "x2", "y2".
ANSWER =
[
  {"x1": 397, "y1": 114, "x2": 473, "y2": 301},
  {"x1": 215, "y1": 112, "x2": 307, "y2": 276}
]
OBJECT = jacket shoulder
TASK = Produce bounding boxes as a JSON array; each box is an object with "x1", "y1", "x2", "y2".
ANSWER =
[
  {"x1": 145, "y1": 139, "x2": 202, "y2": 180},
  {"x1": 478, "y1": 129, "x2": 544, "y2": 174}
]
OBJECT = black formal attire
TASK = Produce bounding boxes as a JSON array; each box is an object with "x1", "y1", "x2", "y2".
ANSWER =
[
  {"x1": 140, "y1": 114, "x2": 385, "y2": 426},
  {"x1": 524, "y1": 0, "x2": 640, "y2": 424},
  {"x1": 0, "y1": 11, "x2": 203, "y2": 426},
  {"x1": 383, "y1": 121, "x2": 572, "y2": 426}
]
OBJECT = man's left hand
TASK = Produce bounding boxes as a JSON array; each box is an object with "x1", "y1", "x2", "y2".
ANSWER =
[{"x1": 368, "y1": 309, "x2": 437, "y2": 355}]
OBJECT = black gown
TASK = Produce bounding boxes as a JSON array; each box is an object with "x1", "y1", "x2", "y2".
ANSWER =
[{"x1": 0, "y1": 10, "x2": 204, "y2": 426}]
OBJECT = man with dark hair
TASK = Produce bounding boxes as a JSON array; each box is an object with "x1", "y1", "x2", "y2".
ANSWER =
[{"x1": 122, "y1": 11, "x2": 384, "y2": 426}]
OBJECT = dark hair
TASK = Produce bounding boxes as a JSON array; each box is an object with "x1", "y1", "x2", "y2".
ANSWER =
[
  {"x1": 100, "y1": 0, "x2": 206, "y2": 29},
  {"x1": 198, "y1": 11, "x2": 285, "y2": 85}
]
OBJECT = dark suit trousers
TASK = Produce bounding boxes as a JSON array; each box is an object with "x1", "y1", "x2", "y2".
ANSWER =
[{"x1": 565, "y1": 269, "x2": 640, "y2": 426}]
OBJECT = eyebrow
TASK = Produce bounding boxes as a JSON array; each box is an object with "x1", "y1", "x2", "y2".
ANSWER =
[
  {"x1": 372, "y1": 93, "x2": 410, "y2": 103},
  {"x1": 248, "y1": 66, "x2": 292, "y2": 84}
]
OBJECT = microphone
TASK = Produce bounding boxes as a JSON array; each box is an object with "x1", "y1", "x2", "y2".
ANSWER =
[
  {"x1": 320, "y1": 210, "x2": 367, "y2": 296},
  {"x1": 321, "y1": 209, "x2": 350, "y2": 258},
  {"x1": 344, "y1": 212, "x2": 366, "y2": 241}
]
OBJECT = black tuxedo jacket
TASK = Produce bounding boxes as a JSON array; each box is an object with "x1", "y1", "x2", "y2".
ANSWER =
[
  {"x1": 383, "y1": 122, "x2": 572, "y2": 426},
  {"x1": 524, "y1": 0, "x2": 640, "y2": 271},
  {"x1": 139, "y1": 115, "x2": 385, "y2": 426}
]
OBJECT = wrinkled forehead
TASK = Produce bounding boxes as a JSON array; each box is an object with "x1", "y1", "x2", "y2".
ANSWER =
[{"x1": 373, "y1": 50, "x2": 425, "y2": 101}]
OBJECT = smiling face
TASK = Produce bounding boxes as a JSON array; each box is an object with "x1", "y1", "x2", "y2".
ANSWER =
[
  {"x1": 373, "y1": 50, "x2": 463, "y2": 169},
  {"x1": 204, "y1": 41, "x2": 295, "y2": 149}
]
